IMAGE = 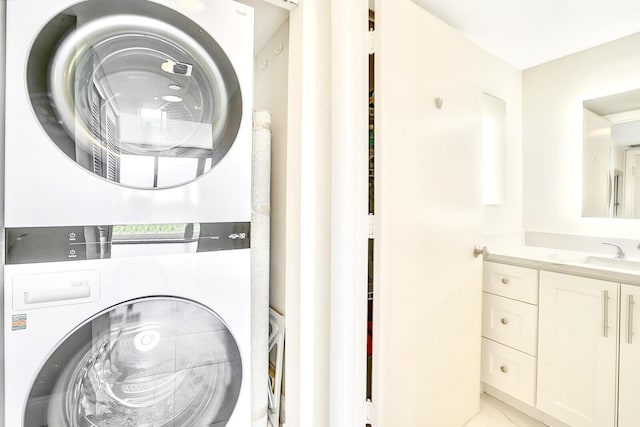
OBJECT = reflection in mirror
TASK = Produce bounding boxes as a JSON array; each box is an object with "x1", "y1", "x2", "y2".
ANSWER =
[{"x1": 583, "y1": 89, "x2": 640, "y2": 218}]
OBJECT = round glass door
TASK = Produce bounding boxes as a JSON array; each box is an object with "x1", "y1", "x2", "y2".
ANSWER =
[
  {"x1": 24, "y1": 297, "x2": 242, "y2": 427},
  {"x1": 27, "y1": 0, "x2": 242, "y2": 189}
]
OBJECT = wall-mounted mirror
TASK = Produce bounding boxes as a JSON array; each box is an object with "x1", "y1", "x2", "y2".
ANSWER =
[
  {"x1": 583, "y1": 88, "x2": 640, "y2": 218},
  {"x1": 482, "y1": 93, "x2": 506, "y2": 206}
]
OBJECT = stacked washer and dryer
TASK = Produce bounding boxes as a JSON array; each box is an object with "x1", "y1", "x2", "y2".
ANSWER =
[{"x1": 3, "y1": 0, "x2": 254, "y2": 425}]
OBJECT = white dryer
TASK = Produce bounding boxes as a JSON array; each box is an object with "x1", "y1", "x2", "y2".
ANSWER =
[
  {"x1": 4, "y1": 0, "x2": 253, "y2": 227},
  {"x1": 4, "y1": 223, "x2": 251, "y2": 426}
]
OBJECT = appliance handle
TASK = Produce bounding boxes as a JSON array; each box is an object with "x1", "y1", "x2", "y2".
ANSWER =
[{"x1": 24, "y1": 285, "x2": 91, "y2": 305}]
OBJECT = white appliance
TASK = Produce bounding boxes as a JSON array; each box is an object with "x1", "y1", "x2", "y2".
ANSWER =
[
  {"x1": 4, "y1": 224, "x2": 251, "y2": 426},
  {"x1": 4, "y1": 0, "x2": 253, "y2": 227}
]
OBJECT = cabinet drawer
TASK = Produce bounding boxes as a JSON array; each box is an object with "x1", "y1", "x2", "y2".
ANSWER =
[
  {"x1": 481, "y1": 337, "x2": 537, "y2": 407},
  {"x1": 483, "y1": 262, "x2": 539, "y2": 304},
  {"x1": 482, "y1": 293, "x2": 538, "y2": 355}
]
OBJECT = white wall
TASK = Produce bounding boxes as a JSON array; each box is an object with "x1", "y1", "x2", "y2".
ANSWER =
[
  {"x1": 253, "y1": 19, "x2": 289, "y2": 426},
  {"x1": 481, "y1": 56, "x2": 523, "y2": 240},
  {"x1": 254, "y1": 20, "x2": 289, "y2": 315},
  {"x1": 523, "y1": 32, "x2": 640, "y2": 238}
]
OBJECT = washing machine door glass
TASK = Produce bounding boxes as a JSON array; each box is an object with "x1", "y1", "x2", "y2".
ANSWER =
[
  {"x1": 24, "y1": 298, "x2": 242, "y2": 427},
  {"x1": 28, "y1": 4, "x2": 242, "y2": 189}
]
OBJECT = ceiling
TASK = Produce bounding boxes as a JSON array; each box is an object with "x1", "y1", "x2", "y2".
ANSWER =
[{"x1": 410, "y1": 0, "x2": 640, "y2": 70}]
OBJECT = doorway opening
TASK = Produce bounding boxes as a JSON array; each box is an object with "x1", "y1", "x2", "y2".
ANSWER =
[{"x1": 366, "y1": 8, "x2": 375, "y2": 427}]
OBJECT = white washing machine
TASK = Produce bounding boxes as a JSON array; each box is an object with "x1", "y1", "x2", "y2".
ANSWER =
[
  {"x1": 4, "y1": 0, "x2": 253, "y2": 227},
  {"x1": 4, "y1": 223, "x2": 251, "y2": 426}
]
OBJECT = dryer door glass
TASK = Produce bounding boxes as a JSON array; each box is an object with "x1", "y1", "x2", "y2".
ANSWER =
[
  {"x1": 24, "y1": 297, "x2": 243, "y2": 427},
  {"x1": 28, "y1": 2, "x2": 242, "y2": 189}
]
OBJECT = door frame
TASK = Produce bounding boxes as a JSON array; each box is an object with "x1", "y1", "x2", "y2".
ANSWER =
[
  {"x1": 329, "y1": 0, "x2": 370, "y2": 425},
  {"x1": 284, "y1": 0, "x2": 371, "y2": 426}
]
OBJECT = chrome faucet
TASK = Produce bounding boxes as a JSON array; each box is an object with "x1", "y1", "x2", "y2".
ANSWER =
[{"x1": 602, "y1": 242, "x2": 626, "y2": 259}]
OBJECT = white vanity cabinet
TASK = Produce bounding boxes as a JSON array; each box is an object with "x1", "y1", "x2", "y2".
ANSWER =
[
  {"x1": 483, "y1": 258, "x2": 640, "y2": 427},
  {"x1": 481, "y1": 262, "x2": 539, "y2": 406},
  {"x1": 618, "y1": 284, "x2": 640, "y2": 427},
  {"x1": 537, "y1": 271, "x2": 618, "y2": 427}
]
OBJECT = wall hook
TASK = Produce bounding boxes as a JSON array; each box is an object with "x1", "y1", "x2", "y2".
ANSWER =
[
  {"x1": 274, "y1": 41, "x2": 284, "y2": 55},
  {"x1": 259, "y1": 58, "x2": 269, "y2": 70},
  {"x1": 435, "y1": 97, "x2": 443, "y2": 110}
]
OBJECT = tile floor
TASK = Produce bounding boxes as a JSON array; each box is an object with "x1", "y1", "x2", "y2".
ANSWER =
[{"x1": 464, "y1": 393, "x2": 546, "y2": 427}]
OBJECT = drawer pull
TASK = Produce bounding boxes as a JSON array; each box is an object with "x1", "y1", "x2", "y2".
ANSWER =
[
  {"x1": 501, "y1": 277, "x2": 509, "y2": 284},
  {"x1": 628, "y1": 295, "x2": 635, "y2": 344},
  {"x1": 603, "y1": 290, "x2": 610, "y2": 338},
  {"x1": 500, "y1": 365, "x2": 508, "y2": 373},
  {"x1": 500, "y1": 318, "x2": 509, "y2": 325}
]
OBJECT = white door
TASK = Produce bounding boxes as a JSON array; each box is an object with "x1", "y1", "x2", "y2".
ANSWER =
[
  {"x1": 619, "y1": 283, "x2": 640, "y2": 427},
  {"x1": 537, "y1": 271, "x2": 618, "y2": 427},
  {"x1": 373, "y1": 1, "x2": 486, "y2": 425}
]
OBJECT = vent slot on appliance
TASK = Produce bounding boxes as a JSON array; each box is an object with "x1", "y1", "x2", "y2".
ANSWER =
[
  {"x1": 90, "y1": 88, "x2": 104, "y2": 177},
  {"x1": 87, "y1": 80, "x2": 121, "y2": 183},
  {"x1": 105, "y1": 113, "x2": 120, "y2": 182}
]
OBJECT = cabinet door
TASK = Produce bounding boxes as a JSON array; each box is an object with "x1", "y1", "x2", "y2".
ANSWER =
[
  {"x1": 537, "y1": 271, "x2": 618, "y2": 427},
  {"x1": 619, "y1": 284, "x2": 640, "y2": 427}
]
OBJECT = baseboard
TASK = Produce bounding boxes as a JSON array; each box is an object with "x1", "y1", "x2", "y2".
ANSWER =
[{"x1": 483, "y1": 383, "x2": 570, "y2": 427}]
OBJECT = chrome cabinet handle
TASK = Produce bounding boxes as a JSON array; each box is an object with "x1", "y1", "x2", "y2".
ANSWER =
[
  {"x1": 603, "y1": 290, "x2": 610, "y2": 338},
  {"x1": 628, "y1": 295, "x2": 635, "y2": 344},
  {"x1": 473, "y1": 246, "x2": 489, "y2": 259},
  {"x1": 500, "y1": 318, "x2": 509, "y2": 325}
]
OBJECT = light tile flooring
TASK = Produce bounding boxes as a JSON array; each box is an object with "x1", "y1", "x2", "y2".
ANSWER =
[{"x1": 464, "y1": 394, "x2": 546, "y2": 427}]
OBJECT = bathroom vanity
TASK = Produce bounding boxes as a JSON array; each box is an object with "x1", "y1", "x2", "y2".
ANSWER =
[{"x1": 481, "y1": 247, "x2": 640, "y2": 427}]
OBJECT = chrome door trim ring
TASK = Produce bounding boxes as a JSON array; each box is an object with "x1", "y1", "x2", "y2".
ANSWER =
[{"x1": 48, "y1": 14, "x2": 229, "y2": 154}]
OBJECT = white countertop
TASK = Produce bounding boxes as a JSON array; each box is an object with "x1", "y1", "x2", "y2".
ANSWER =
[{"x1": 486, "y1": 245, "x2": 640, "y2": 286}]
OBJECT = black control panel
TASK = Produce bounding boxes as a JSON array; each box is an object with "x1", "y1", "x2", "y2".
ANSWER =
[{"x1": 6, "y1": 222, "x2": 251, "y2": 265}]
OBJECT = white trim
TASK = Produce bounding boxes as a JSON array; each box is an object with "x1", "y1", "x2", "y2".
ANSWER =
[
  {"x1": 285, "y1": 1, "x2": 333, "y2": 426},
  {"x1": 330, "y1": 0, "x2": 370, "y2": 426},
  {"x1": 298, "y1": 0, "x2": 320, "y2": 415},
  {"x1": 285, "y1": 1, "x2": 370, "y2": 424},
  {"x1": 0, "y1": 1, "x2": 6, "y2": 421},
  {"x1": 283, "y1": 5, "x2": 303, "y2": 425},
  {"x1": 261, "y1": 0, "x2": 298, "y2": 11}
]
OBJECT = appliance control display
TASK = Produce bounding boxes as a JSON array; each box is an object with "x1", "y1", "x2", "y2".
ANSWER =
[{"x1": 6, "y1": 222, "x2": 250, "y2": 264}]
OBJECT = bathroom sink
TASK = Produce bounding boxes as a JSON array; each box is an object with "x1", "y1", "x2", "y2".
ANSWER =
[{"x1": 583, "y1": 256, "x2": 640, "y2": 271}]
